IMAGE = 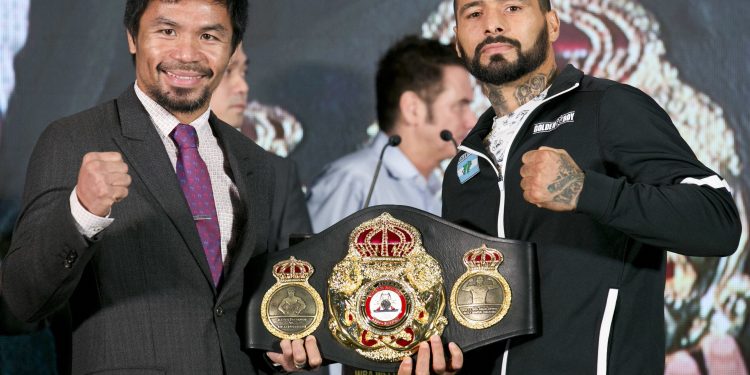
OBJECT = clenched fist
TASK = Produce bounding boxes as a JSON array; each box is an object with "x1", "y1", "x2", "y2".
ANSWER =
[
  {"x1": 76, "y1": 152, "x2": 131, "y2": 217},
  {"x1": 519, "y1": 146, "x2": 584, "y2": 211}
]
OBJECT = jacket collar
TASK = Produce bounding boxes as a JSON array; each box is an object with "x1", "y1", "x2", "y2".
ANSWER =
[
  {"x1": 460, "y1": 64, "x2": 584, "y2": 153},
  {"x1": 114, "y1": 86, "x2": 266, "y2": 295}
]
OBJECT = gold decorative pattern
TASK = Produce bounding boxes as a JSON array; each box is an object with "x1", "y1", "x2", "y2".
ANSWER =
[
  {"x1": 450, "y1": 245, "x2": 512, "y2": 329},
  {"x1": 328, "y1": 213, "x2": 447, "y2": 362},
  {"x1": 261, "y1": 257, "x2": 324, "y2": 339}
]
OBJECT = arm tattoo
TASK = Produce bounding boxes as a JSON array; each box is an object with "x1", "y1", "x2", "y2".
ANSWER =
[{"x1": 547, "y1": 155, "x2": 584, "y2": 207}]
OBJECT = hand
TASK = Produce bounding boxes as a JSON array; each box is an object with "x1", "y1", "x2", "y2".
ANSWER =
[
  {"x1": 266, "y1": 336, "x2": 322, "y2": 373},
  {"x1": 665, "y1": 335, "x2": 748, "y2": 375},
  {"x1": 520, "y1": 146, "x2": 584, "y2": 211},
  {"x1": 76, "y1": 152, "x2": 131, "y2": 216},
  {"x1": 397, "y1": 335, "x2": 462, "y2": 375}
]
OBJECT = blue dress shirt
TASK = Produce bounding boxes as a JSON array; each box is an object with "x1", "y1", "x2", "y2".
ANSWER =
[{"x1": 306, "y1": 132, "x2": 442, "y2": 233}]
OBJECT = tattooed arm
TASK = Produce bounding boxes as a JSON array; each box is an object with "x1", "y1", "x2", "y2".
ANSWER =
[{"x1": 519, "y1": 146, "x2": 584, "y2": 211}]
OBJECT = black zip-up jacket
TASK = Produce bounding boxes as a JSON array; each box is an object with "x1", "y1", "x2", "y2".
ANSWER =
[{"x1": 443, "y1": 65, "x2": 740, "y2": 374}]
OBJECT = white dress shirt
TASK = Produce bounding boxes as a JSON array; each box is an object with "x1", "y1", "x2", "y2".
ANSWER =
[{"x1": 70, "y1": 83, "x2": 239, "y2": 261}]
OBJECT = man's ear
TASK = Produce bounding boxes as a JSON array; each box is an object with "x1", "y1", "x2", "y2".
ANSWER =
[
  {"x1": 127, "y1": 31, "x2": 137, "y2": 54},
  {"x1": 546, "y1": 10, "x2": 561, "y2": 43},
  {"x1": 399, "y1": 91, "x2": 427, "y2": 127}
]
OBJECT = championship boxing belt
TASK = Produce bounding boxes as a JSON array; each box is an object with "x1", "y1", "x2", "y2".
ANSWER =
[{"x1": 242, "y1": 205, "x2": 539, "y2": 372}]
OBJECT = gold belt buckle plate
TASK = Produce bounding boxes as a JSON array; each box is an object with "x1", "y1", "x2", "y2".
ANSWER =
[{"x1": 328, "y1": 213, "x2": 447, "y2": 362}]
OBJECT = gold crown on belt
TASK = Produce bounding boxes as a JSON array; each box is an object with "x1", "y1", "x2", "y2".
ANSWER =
[
  {"x1": 351, "y1": 213, "x2": 420, "y2": 259},
  {"x1": 463, "y1": 245, "x2": 504, "y2": 270},
  {"x1": 272, "y1": 256, "x2": 314, "y2": 282}
]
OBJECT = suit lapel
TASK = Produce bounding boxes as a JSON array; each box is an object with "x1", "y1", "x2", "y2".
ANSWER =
[
  {"x1": 211, "y1": 115, "x2": 271, "y2": 294},
  {"x1": 112, "y1": 88, "x2": 216, "y2": 289}
]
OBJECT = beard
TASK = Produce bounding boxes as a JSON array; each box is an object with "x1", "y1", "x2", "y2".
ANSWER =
[
  {"x1": 458, "y1": 23, "x2": 549, "y2": 85},
  {"x1": 146, "y1": 62, "x2": 214, "y2": 114}
]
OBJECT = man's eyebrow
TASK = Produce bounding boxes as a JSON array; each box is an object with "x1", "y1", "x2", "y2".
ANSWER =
[
  {"x1": 459, "y1": 0, "x2": 529, "y2": 15},
  {"x1": 201, "y1": 23, "x2": 228, "y2": 35},
  {"x1": 458, "y1": 1, "x2": 483, "y2": 15},
  {"x1": 151, "y1": 16, "x2": 178, "y2": 27},
  {"x1": 149, "y1": 17, "x2": 227, "y2": 36}
]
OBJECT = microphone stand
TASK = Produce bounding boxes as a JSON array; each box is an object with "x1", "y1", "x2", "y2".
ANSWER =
[{"x1": 363, "y1": 135, "x2": 401, "y2": 209}]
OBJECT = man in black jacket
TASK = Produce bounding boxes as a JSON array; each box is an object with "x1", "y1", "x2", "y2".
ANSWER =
[{"x1": 444, "y1": 0, "x2": 741, "y2": 374}]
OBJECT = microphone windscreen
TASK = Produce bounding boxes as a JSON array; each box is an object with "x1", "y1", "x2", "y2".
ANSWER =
[
  {"x1": 389, "y1": 135, "x2": 402, "y2": 146},
  {"x1": 440, "y1": 130, "x2": 453, "y2": 141}
]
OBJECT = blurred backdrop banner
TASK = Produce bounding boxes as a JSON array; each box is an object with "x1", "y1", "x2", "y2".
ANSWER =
[{"x1": 1, "y1": 0, "x2": 748, "y2": 373}]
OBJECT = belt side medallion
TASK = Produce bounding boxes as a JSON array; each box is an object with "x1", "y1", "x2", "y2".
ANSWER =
[
  {"x1": 450, "y1": 245, "x2": 512, "y2": 329},
  {"x1": 261, "y1": 256, "x2": 324, "y2": 339},
  {"x1": 328, "y1": 213, "x2": 447, "y2": 362}
]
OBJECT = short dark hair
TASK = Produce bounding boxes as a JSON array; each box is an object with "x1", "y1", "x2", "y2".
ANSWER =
[
  {"x1": 376, "y1": 36, "x2": 463, "y2": 133},
  {"x1": 453, "y1": 0, "x2": 551, "y2": 18},
  {"x1": 124, "y1": 0, "x2": 248, "y2": 50}
]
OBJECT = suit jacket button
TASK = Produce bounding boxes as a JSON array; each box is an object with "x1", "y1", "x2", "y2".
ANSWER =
[
  {"x1": 64, "y1": 260, "x2": 73, "y2": 269},
  {"x1": 215, "y1": 306, "x2": 224, "y2": 317}
]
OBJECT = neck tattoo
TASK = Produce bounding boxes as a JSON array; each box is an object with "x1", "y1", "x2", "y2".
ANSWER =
[{"x1": 484, "y1": 67, "x2": 557, "y2": 117}]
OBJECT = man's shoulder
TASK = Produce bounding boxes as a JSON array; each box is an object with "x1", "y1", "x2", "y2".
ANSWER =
[
  {"x1": 265, "y1": 151, "x2": 297, "y2": 176},
  {"x1": 324, "y1": 146, "x2": 378, "y2": 178},
  {"x1": 45, "y1": 98, "x2": 120, "y2": 136},
  {"x1": 576, "y1": 73, "x2": 621, "y2": 93},
  {"x1": 308, "y1": 146, "x2": 377, "y2": 193},
  {"x1": 576, "y1": 72, "x2": 651, "y2": 100}
]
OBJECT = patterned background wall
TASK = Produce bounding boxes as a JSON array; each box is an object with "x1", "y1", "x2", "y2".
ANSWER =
[{"x1": 0, "y1": 1, "x2": 748, "y2": 373}]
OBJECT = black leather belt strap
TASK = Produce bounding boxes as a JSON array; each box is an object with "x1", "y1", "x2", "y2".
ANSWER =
[{"x1": 241, "y1": 205, "x2": 539, "y2": 372}]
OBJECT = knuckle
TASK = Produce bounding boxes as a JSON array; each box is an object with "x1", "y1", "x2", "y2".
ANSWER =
[
  {"x1": 94, "y1": 184, "x2": 107, "y2": 197},
  {"x1": 524, "y1": 191, "x2": 537, "y2": 203},
  {"x1": 280, "y1": 339, "x2": 292, "y2": 351},
  {"x1": 308, "y1": 357, "x2": 322, "y2": 368}
]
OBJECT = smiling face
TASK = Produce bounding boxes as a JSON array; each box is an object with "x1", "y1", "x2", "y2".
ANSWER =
[
  {"x1": 128, "y1": 0, "x2": 234, "y2": 121},
  {"x1": 454, "y1": 0, "x2": 558, "y2": 85}
]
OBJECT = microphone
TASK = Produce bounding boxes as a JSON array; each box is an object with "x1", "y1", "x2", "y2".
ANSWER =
[
  {"x1": 440, "y1": 130, "x2": 458, "y2": 150},
  {"x1": 364, "y1": 135, "x2": 401, "y2": 209}
]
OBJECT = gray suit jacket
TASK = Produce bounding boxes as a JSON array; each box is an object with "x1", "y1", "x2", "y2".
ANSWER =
[{"x1": 1, "y1": 87, "x2": 311, "y2": 374}]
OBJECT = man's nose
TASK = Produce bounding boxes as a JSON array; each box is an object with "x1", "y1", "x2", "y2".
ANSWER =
[
  {"x1": 235, "y1": 75, "x2": 249, "y2": 96},
  {"x1": 484, "y1": 10, "x2": 506, "y2": 35},
  {"x1": 172, "y1": 36, "x2": 201, "y2": 62}
]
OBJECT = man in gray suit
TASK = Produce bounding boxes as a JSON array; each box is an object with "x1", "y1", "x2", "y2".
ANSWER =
[{"x1": 0, "y1": 0, "x2": 319, "y2": 373}]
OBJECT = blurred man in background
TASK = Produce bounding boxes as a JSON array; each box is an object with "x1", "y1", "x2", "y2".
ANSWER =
[
  {"x1": 210, "y1": 42, "x2": 312, "y2": 250},
  {"x1": 306, "y1": 35, "x2": 476, "y2": 234},
  {"x1": 210, "y1": 43, "x2": 304, "y2": 157}
]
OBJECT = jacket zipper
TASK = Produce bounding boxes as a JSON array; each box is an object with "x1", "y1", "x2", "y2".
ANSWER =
[{"x1": 458, "y1": 82, "x2": 581, "y2": 239}]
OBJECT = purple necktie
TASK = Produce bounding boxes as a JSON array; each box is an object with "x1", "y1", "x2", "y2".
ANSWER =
[{"x1": 171, "y1": 124, "x2": 223, "y2": 286}]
